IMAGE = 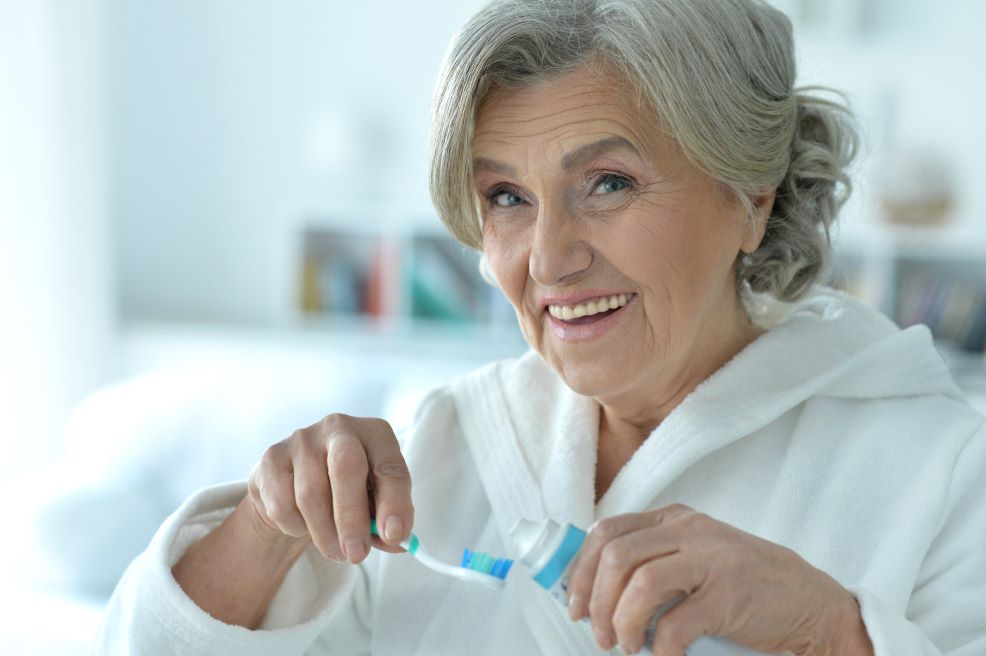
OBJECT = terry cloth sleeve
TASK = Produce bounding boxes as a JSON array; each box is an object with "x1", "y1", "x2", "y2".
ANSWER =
[
  {"x1": 92, "y1": 480, "x2": 372, "y2": 656},
  {"x1": 846, "y1": 423, "x2": 986, "y2": 656}
]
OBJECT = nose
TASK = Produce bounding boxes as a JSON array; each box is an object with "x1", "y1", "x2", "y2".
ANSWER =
[{"x1": 528, "y1": 202, "x2": 593, "y2": 286}]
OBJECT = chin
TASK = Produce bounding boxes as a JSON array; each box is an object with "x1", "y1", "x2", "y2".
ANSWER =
[{"x1": 547, "y1": 352, "x2": 630, "y2": 399}]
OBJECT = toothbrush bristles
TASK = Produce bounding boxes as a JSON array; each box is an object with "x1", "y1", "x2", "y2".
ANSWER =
[{"x1": 461, "y1": 548, "x2": 513, "y2": 580}]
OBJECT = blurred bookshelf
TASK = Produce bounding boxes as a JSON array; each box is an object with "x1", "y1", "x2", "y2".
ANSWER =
[
  {"x1": 278, "y1": 203, "x2": 522, "y2": 346},
  {"x1": 830, "y1": 220, "x2": 986, "y2": 400}
]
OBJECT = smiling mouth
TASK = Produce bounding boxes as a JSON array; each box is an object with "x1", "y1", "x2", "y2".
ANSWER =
[{"x1": 546, "y1": 293, "x2": 634, "y2": 324}]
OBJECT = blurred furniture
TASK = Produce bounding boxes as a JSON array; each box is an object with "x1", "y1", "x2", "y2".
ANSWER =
[
  {"x1": 832, "y1": 222, "x2": 986, "y2": 355},
  {"x1": 276, "y1": 203, "x2": 517, "y2": 331}
]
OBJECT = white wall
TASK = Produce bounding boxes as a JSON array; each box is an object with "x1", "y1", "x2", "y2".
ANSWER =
[
  {"x1": 788, "y1": 0, "x2": 986, "y2": 231},
  {"x1": 109, "y1": 0, "x2": 488, "y2": 324},
  {"x1": 0, "y1": 0, "x2": 115, "y2": 476}
]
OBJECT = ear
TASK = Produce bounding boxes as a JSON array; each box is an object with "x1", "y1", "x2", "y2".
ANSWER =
[{"x1": 740, "y1": 188, "x2": 775, "y2": 254}]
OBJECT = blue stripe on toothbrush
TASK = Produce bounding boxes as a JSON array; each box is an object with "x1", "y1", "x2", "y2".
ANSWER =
[
  {"x1": 461, "y1": 549, "x2": 513, "y2": 580},
  {"x1": 370, "y1": 518, "x2": 513, "y2": 582}
]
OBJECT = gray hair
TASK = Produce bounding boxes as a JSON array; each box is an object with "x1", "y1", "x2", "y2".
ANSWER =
[{"x1": 429, "y1": 0, "x2": 858, "y2": 302}]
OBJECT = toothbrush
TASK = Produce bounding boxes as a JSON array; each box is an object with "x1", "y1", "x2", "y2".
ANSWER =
[{"x1": 370, "y1": 519, "x2": 513, "y2": 589}]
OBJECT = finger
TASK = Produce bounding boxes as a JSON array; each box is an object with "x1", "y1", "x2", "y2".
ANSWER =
[
  {"x1": 612, "y1": 553, "x2": 704, "y2": 654},
  {"x1": 248, "y1": 442, "x2": 303, "y2": 535},
  {"x1": 326, "y1": 431, "x2": 372, "y2": 564},
  {"x1": 587, "y1": 526, "x2": 681, "y2": 651},
  {"x1": 570, "y1": 504, "x2": 694, "y2": 619},
  {"x1": 567, "y1": 512, "x2": 667, "y2": 623},
  {"x1": 258, "y1": 465, "x2": 309, "y2": 538},
  {"x1": 246, "y1": 462, "x2": 270, "y2": 524},
  {"x1": 362, "y1": 419, "x2": 414, "y2": 546},
  {"x1": 648, "y1": 590, "x2": 717, "y2": 656},
  {"x1": 292, "y1": 447, "x2": 343, "y2": 561},
  {"x1": 356, "y1": 479, "x2": 407, "y2": 553},
  {"x1": 363, "y1": 477, "x2": 405, "y2": 554},
  {"x1": 369, "y1": 534, "x2": 407, "y2": 554}
]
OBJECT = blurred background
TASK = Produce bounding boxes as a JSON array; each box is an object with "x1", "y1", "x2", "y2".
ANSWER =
[{"x1": 1, "y1": 0, "x2": 985, "y2": 653}]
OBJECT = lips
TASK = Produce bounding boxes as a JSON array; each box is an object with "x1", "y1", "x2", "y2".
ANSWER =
[
  {"x1": 544, "y1": 293, "x2": 638, "y2": 343},
  {"x1": 560, "y1": 305, "x2": 620, "y2": 324}
]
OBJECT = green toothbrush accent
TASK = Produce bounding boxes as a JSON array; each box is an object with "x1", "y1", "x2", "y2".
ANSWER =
[{"x1": 369, "y1": 517, "x2": 512, "y2": 587}]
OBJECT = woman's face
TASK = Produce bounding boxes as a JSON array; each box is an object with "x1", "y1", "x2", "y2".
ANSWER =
[{"x1": 472, "y1": 65, "x2": 767, "y2": 409}]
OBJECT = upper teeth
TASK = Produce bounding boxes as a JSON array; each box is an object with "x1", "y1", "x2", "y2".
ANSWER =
[{"x1": 548, "y1": 293, "x2": 631, "y2": 320}]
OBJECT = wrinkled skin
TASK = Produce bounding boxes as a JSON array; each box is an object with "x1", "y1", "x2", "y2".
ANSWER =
[{"x1": 472, "y1": 65, "x2": 872, "y2": 656}]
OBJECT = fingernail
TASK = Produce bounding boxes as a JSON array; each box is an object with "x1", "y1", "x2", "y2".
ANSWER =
[
  {"x1": 568, "y1": 595, "x2": 586, "y2": 620},
  {"x1": 595, "y1": 628, "x2": 615, "y2": 651},
  {"x1": 345, "y1": 539, "x2": 368, "y2": 562},
  {"x1": 384, "y1": 515, "x2": 404, "y2": 542},
  {"x1": 621, "y1": 643, "x2": 641, "y2": 655}
]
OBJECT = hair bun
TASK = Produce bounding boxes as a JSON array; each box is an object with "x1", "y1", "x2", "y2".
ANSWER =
[{"x1": 744, "y1": 86, "x2": 859, "y2": 301}]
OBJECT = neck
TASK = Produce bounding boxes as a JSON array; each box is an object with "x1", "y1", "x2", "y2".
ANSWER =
[{"x1": 596, "y1": 293, "x2": 764, "y2": 448}]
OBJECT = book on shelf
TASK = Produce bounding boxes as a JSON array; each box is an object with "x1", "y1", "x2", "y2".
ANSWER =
[
  {"x1": 297, "y1": 226, "x2": 513, "y2": 329},
  {"x1": 895, "y1": 276, "x2": 986, "y2": 353}
]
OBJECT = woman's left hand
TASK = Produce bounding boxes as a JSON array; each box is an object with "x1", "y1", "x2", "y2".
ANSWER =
[{"x1": 565, "y1": 503, "x2": 873, "y2": 656}]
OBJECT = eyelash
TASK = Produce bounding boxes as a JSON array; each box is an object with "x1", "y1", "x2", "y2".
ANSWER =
[
  {"x1": 483, "y1": 172, "x2": 635, "y2": 209},
  {"x1": 589, "y1": 172, "x2": 635, "y2": 195},
  {"x1": 484, "y1": 184, "x2": 525, "y2": 209}
]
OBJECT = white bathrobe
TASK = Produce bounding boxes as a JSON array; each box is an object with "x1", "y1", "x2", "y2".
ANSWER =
[{"x1": 94, "y1": 287, "x2": 986, "y2": 655}]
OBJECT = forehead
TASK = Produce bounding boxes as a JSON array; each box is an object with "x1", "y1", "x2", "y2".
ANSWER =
[{"x1": 472, "y1": 65, "x2": 666, "y2": 162}]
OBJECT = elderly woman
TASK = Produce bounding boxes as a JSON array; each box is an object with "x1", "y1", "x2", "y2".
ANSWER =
[{"x1": 96, "y1": 1, "x2": 985, "y2": 655}]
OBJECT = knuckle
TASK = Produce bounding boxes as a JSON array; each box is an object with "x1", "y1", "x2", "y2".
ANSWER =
[
  {"x1": 295, "y1": 480, "x2": 327, "y2": 509},
  {"x1": 265, "y1": 501, "x2": 292, "y2": 526},
  {"x1": 290, "y1": 429, "x2": 322, "y2": 455},
  {"x1": 372, "y1": 458, "x2": 409, "y2": 482},
  {"x1": 334, "y1": 504, "x2": 366, "y2": 524},
  {"x1": 328, "y1": 438, "x2": 367, "y2": 472},
  {"x1": 247, "y1": 465, "x2": 262, "y2": 491},
  {"x1": 678, "y1": 510, "x2": 708, "y2": 531},
  {"x1": 247, "y1": 479, "x2": 265, "y2": 507},
  {"x1": 600, "y1": 541, "x2": 631, "y2": 571},
  {"x1": 262, "y1": 439, "x2": 290, "y2": 464},
  {"x1": 630, "y1": 562, "x2": 661, "y2": 592},
  {"x1": 320, "y1": 412, "x2": 351, "y2": 431},
  {"x1": 369, "y1": 416, "x2": 393, "y2": 432},
  {"x1": 665, "y1": 502, "x2": 694, "y2": 516},
  {"x1": 591, "y1": 516, "x2": 622, "y2": 541}
]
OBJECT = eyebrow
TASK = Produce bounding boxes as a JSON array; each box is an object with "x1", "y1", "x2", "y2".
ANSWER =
[
  {"x1": 561, "y1": 135, "x2": 641, "y2": 169},
  {"x1": 472, "y1": 136, "x2": 641, "y2": 177},
  {"x1": 472, "y1": 156, "x2": 516, "y2": 176}
]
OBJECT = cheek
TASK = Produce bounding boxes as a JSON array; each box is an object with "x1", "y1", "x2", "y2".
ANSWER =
[
  {"x1": 606, "y1": 207, "x2": 724, "y2": 322},
  {"x1": 482, "y1": 230, "x2": 530, "y2": 310},
  {"x1": 630, "y1": 198, "x2": 733, "y2": 279}
]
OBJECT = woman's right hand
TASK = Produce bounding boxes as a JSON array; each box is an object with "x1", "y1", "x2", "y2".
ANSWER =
[{"x1": 246, "y1": 413, "x2": 414, "y2": 564}]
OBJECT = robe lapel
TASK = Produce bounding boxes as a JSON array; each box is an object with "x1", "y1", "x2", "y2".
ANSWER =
[
  {"x1": 450, "y1": 358, "x2": 613, "y2": 656},
  {"x1": 596, "y1": 324, "x2": 958, "y2": 519}
]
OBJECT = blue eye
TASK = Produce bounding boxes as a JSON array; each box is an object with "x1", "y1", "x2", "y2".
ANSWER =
[
  {"x1": 489, "y1": 190, "x2": 524, "y2": 207},
  {"x1": 592, "y1": 174, "x2": 632, "y2": 194}
]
